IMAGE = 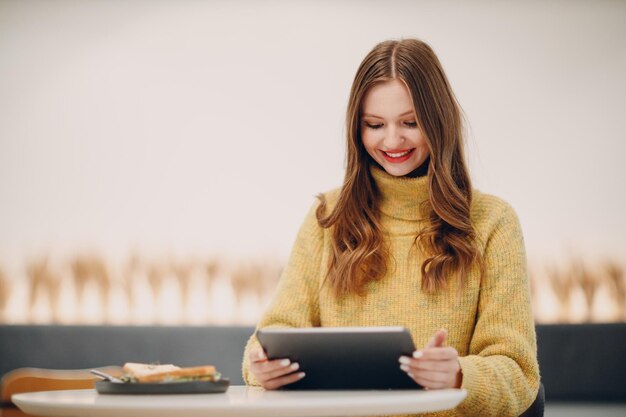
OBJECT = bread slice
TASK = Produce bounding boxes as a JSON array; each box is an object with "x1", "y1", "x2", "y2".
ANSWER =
[
  {"x1": 137, "y1": 365, "x2": 217, "y2": 383},
  {"x1": 122, "y1": 363, "x2": 181, "y2": 381},
  {"x1": 122, "y1": 362, "x2": 217, "y2": 383}
]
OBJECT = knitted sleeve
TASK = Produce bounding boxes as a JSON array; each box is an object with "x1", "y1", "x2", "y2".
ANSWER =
[
  {"x1": 455, "y1": 201, "x2": 540, "y2": 416},
  {"x1": 241, "y1": 199, "x2": 323, "y2": 386}
]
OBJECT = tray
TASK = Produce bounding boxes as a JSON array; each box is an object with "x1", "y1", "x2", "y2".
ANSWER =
[{"x1": 95, "y1": 378, "x2": 230, "y2": 395}]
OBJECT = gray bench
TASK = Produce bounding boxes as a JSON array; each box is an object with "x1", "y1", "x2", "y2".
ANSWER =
[
  {"x1": 1, "y1": 323, "x2": 625, "y2": 404},
  {"x1": 536, "y1": 323, "x2": 626, "y2": 402}
]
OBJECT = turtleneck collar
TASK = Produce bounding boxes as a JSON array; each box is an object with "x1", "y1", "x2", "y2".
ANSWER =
[{"x1": 369, "y1": 163, "x2": 430, "y2": 221}]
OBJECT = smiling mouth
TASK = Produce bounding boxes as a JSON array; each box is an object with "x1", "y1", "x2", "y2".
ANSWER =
[
  {"x1": 383, "y1": 149, "x2": 413, "y2": 158},
  {"x1": 380, "y1": 149, "x2": 415, "y2": 163}
]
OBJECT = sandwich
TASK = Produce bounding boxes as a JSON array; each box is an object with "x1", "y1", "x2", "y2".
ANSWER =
[{"x1": 122, "y1": 362, "x2": 222, "y2": 383}]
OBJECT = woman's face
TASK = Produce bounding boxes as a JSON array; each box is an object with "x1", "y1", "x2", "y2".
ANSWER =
[{"x1": 360, "y1": 79, "x2": 430, "y2": 177}]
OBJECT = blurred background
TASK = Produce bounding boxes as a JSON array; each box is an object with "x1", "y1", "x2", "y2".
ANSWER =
[{"x1": 0, "y1": 0, "x2": 624, "y2": 326}]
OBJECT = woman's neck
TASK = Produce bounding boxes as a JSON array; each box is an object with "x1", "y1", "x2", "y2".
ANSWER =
[
  {"x1": 369, "y1": 163, "x2": 430, "y2": 221},
  {"x1": 370, "y1": 158, "x2": 430, "y2": 179}
]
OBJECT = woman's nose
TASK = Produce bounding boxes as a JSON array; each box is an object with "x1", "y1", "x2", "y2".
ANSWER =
[{"x1": 384, "y1": 126, "x2": 405, "y2": 148}]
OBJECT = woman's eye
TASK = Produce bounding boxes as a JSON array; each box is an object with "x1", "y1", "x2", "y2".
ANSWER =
[
  {"x1": 404, "y1": 121, "x2": 418, "y2": 128},
  {"x1": 365, "y1": 123, "x2": 383, "y2": 129}
]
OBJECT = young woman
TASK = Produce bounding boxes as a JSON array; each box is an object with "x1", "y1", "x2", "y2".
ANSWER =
[{"x1": 242, "y1": 38, "x2": 539, "y2": 416}]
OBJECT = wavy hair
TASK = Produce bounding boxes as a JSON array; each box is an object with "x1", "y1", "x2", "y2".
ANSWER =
[{"x1": 317, "y1": 38, "x2": 481, "y2": 297}]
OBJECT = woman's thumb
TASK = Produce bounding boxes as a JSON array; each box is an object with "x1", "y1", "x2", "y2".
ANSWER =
[
  {"x1": 425, "y1": 328, "x2": 447, "y2": 348},
  {"x1": 250, "y1": 347, "x2": 266, "y2": 362}
]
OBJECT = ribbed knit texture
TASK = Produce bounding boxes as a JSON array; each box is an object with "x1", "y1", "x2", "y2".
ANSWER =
[{"x1": 242, "y1": 164, "x2": 540, "y2": 417}]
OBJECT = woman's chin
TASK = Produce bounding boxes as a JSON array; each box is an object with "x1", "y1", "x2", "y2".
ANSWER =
[{"x1": 379, "y1": 161, "x2": 419, "y2": 177}]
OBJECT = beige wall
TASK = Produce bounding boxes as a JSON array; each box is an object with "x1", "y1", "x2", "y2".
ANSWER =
[{"x1": 1, "y1": 0, "x2": 625, "y2": 274}]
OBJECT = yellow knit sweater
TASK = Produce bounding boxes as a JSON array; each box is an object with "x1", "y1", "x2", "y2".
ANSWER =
[{"x1": 242, "y1": 164, "x2": 540, "y2": 417}]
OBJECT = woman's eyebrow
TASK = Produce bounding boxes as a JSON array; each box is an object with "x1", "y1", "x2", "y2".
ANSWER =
[{"x1": 362, "y1": 110, "x2": 414, "y2": 118}]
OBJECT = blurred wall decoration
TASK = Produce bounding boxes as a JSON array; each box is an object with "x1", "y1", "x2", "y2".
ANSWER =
[
  {"x1": 0, "y1": 255, "x2": 283, "y2": 325},
  {"x1": 1, "y1": 0, "x2": 625, "y2": 326},
  {"x1": 0, "y1": 255, "x2": 624, "y2": 325},
  {"x1": 529, "y1": 259, "x2": 625, "y2": 324}
]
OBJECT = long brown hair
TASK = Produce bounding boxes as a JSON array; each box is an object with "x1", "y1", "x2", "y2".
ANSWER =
[{"x1": 317, "y1": 38, "x2": 481, "y2": 297}]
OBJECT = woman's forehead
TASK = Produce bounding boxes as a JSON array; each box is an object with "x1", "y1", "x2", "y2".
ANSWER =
[{"x1": 361, "y1": 80, "x2": 415, "y2": 119}]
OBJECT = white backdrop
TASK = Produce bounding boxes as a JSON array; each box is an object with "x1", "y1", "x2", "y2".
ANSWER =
[{"x1": 1, "y1": 0, "x2": 625, "y2": 274}]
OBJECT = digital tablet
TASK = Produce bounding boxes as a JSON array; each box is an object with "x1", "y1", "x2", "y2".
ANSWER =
[{"x1": 256, "y1": 326, "x2": 421, "y2": 390}]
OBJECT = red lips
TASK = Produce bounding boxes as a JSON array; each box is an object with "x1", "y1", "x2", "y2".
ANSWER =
[{"x1": 380, "y1": 148, "x2": 415, "y2": 163}]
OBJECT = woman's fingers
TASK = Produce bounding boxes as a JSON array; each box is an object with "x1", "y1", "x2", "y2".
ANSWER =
[
  {"x1": 248, "y1": 347, "x2": 305, "y2": 389},
  {"x1": 403, "y1": 362, "x2": 456, "y2": 388},
  {"x1": 408, "y1": 368, "x2": 452, "y2": 382},
  {"x1": 398, "y1": 344, "x2": 461, "y2": 390},
  {"x1": 401, "y1": 360, "x2": 453, "y2": 382},
  {"x1": 399, "y1": 348, "x2": 458, "y2": 368},
  {"x1": 414, "y1": 347, "x2": 458, "y2": 360},
  {"x1": 263, "y1": 361, "x2": 301, "y2": 381},
  {"x1": 401, "y1": 360, "x2": 452, "y2": 374},
  {"x1": 249, "y1": 347, "x2": 266, "y2": 362},
  {"x1": 251, "y1": 357, "x2": 293, "y2": 375},
  {"x1": 249, "y1": 347, "x2": 292, "y2": 375},
  {"x1": 407, "y1": 372, "x2": 450, "y2": 390},
  {"x1": 263, "y1": 371, "x2": 306, "y2": 390},
  {"x1": 253, "y1": 358, "x2": 305, "y2": 389}
]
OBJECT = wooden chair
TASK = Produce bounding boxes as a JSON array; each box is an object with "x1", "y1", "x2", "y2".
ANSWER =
[{"x1": 1, "y1": 366, "x2": 123, "y2": 417}]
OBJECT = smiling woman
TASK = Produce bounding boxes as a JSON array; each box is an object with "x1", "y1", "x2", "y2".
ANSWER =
[{"x1": 242, "y1": 38, "x2": 540, "y2": 417}]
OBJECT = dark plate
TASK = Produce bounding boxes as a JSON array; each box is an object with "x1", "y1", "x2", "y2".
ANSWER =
[{"x1": 95, "y1": 378, "x2": 230, "y2": 395}]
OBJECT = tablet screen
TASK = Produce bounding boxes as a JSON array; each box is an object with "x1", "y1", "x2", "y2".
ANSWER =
[{"x1": 256, "y1": 326, "x2": 421, "y2": 390}]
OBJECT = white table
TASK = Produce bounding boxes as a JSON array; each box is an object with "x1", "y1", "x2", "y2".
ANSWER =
[{"x1": 13, "y1": 385, "x2": 467, "y2": 417}]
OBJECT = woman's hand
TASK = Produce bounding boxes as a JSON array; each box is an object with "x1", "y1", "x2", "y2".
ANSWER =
[
  {"x1": 248, "y1": 346, "x2": 306, "y2": 390},
  {"x1": 398, "y1": 329, "x2": 462, "y2": 390}
]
